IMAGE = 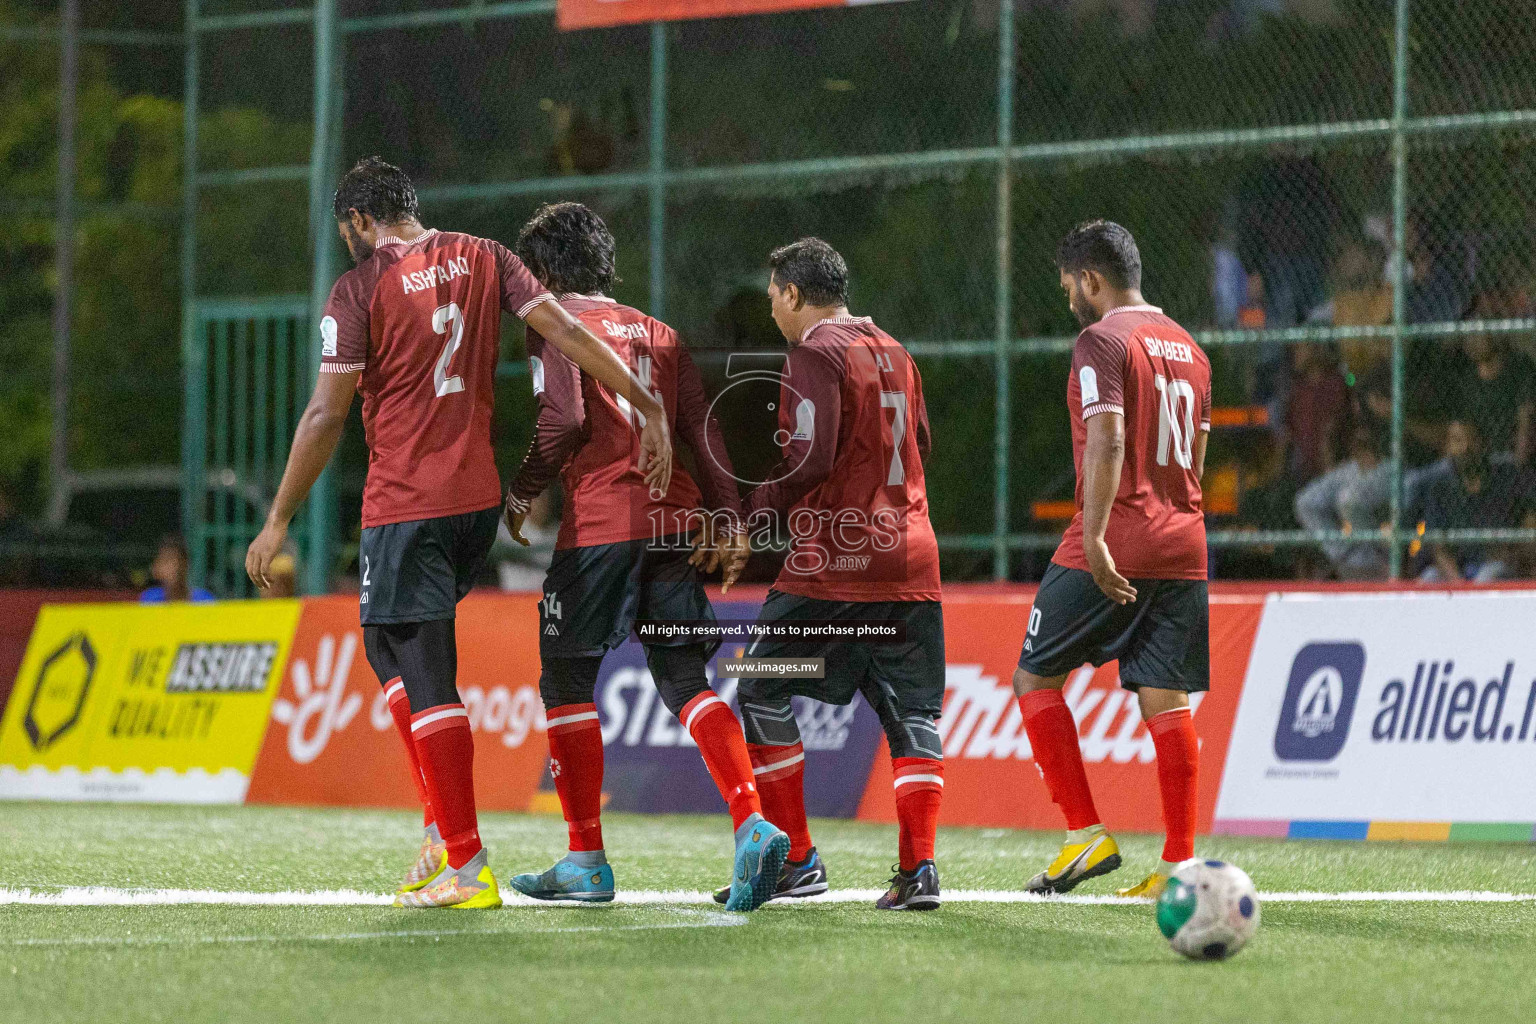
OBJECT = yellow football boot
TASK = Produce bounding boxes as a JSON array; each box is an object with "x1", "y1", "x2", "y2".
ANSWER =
[
  {"x1": 394, "y1": 849, "x2": 502, "y2": 909},
  {"x1": 1116, "y1": 872, "x2": 1169, "y2": 899},
  {"x1": 398, "y1": 826, "x2": 448, "y2": 894},
  {"x1": 1025, "y1": 828, "x2": 1122, "y2": 895}
]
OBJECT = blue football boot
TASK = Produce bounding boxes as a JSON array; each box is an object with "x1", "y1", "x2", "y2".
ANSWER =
[
  {"x1": 508, "y1": 854, "x2": 615, "y2": 903},
  {"x1": 724, "y1": 813, "x2": 791, "y2": 913}
]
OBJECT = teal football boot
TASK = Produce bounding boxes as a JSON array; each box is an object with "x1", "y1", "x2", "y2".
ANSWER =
[
  {"x1": 508, "y1": 853, "x2": 616, "y2": 903},
  {"x1": 724, "y1": 813, "x2": 791, "y2": 913}
]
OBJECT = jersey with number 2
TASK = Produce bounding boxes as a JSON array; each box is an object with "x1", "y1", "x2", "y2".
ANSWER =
[
  {"x1": 319, "y1": 229, "x2": 553, "y2": 527},
  {"x1": 1054, "y1": 305, "x2": 1211, "y2": 581}
]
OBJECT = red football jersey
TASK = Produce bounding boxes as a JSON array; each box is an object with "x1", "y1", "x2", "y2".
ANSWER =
[
  {"x1": 506, "y1": 296, "x2": 742, "y2": 549},
  {"x1": 320, "y1": 229, "x2": 552, "y2": 528},
  {"x1": 1054, "y1": 305, "x2": 1212, "y2": 580},
  {"x1": 746, "y1": 316, "x2": 941, "y2": 602}
]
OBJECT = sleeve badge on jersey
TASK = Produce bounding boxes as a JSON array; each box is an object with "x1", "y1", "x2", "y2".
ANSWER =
[
  {"x1": 791, "y1": 398, "x2": 816, "y2": 441},
  {"x1": 1078, "y1": 364, "x2": 1100, "y2": 406},
  {"x1": 529, "y1": 356, "x2": 545, "y2": 396},
  {"x1": 320, "y1": 315, "x2": 338, "y2": 358}
]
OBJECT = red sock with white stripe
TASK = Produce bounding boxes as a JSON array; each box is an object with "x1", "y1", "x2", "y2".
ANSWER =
[
  {"x1": 892, "y1": 757, "x2": 944, "y2": 871},
  {"x1": 1149, "y1": 706, "x2": 1198, "y2": 863},
  {"x1": 680, "y1": 693, "x2": 761, "y2": 830},
  {"x1": 1018, "y1": 688, "x2": 1101, "y2": 830},
  {"x1": 747, "y1": 742, "x2": 811, "y2": 860},
  {"x1": 382, "y1": 678, "x2": 434, "y2": 830},
  {"x1": 410, "y1": 702, "x2": 481, "y2": 868},
  {"x1": 545, "y1": 703, "x2": 605, "y2": 853}
]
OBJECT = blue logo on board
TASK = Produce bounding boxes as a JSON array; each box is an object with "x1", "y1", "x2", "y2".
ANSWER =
[{"x1": 1273, "y1": 642, "x2": 1365, "y2": 762}]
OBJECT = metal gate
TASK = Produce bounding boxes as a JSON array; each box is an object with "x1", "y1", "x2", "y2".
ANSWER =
[{"x1": 183, "y1": 296, "x2": 316, "y2": 597}]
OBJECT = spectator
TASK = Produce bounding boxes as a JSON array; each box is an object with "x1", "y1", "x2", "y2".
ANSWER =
[
  {"x1": 1236, "y1": 157, "x2": 1342, "y2": 408},
  {"x1": 140, "y1": 534, "x2": 215, "y2": 603},
  {"x1": 1454, "y1": 287, "x2": 1536, "y2": 464},
  {"x1": 1458, "y1": 332, "x2": 1535, "y2": 467},
  {"x1": 1328, "y1": 236, "x2": 1392, "y2": 380},
  {"x1": 1405, "y1": 212, "x2": 1468, "y2": 325},
  {"x1": 1295, "y1": 423, "x2": 1391, "y2": 580},
  {"x1": 1418, "y1": 420, "x2": 1534, "y2": 583},
  {"x1": 1285, "y1": 342, "x2": 1348, "y2": 485}
]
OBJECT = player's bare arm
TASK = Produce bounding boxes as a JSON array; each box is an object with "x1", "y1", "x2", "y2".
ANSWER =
[
  {"x1": 523, "y1": 300, "x2": 673, "y2": 496},
  {"x1": 246, "y1": 368, "x2": 360, "y2": 588},
  {"x1": 1194, "y1": 426, "x2": 1209, "y2": 481},
  {"x1": 1081, "y1": 410, "x2": 1137, "y2": 605}
]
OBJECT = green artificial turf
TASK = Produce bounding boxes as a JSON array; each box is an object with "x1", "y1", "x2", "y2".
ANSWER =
[{"x1": 2, "y1": 804, "x2": 1533, "y2": 1023}]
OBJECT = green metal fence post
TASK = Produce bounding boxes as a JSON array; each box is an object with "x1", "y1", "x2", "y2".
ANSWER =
[
  {"x1": 180, "y1": 0, "x2": 206, "y2": 588},
  {"x1": 649, "y1": 21, "x2": 667, "y2": 319},
  {"x1": 304, "y1": 0, "x2": 339, "y2": 596},
  {"x1": 1388, "y1": 0, "x2": 1410, "y2": 580},
  {"x1": 992, "y1": 0, "x2": 1016, "y2": 581}
]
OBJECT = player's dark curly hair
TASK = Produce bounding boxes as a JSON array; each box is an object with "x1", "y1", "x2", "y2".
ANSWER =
[
  {"x1": 768, "y1": 237, "x2": 849, "y2": 307},
  {"x1": 1056, "y1": 219, "x2": 1142, "y2": 290},
  {"x1": 331, "y1": 156, "x2": 419, "y2": 224},
  {"x1": 515, "y1": 202, "x2": 618, "y2": 296}
]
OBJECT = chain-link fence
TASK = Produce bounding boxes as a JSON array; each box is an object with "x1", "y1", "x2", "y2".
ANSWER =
[{"x1": 4, "y1": 0, "x2": 1535, "y2": 591}]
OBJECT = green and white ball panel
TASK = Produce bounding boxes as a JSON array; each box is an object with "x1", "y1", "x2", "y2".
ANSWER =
[{"x1": 1155, "y1": 858, "x2": 1261, "y2": 961}]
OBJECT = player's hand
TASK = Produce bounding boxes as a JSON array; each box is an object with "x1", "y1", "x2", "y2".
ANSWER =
[
  {"x1": 717, "y1": 531, "x2": 751, "y2": 596},
  {"x1": 689, "y1": 518, "x2": 721, "y2": 573},
  {"x1": 639, "y1": 412, "x2": 673, "y2": 499},
  {"x1": 1085, "y1": 537, "x2": 1137, "y2": 605},
  {"x1": 504, "y1": 503, "x2": 530, "y2": 546},
  {"x1": 246, "y1": 521, "x2": 288, "y2": 591}
]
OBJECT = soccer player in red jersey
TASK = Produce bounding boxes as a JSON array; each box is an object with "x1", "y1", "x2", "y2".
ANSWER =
[
  {"x1": 245, "y1": 159, "x2": 673, "y2": 909},
  {"x1": 1013, "y1": 220, "x2": 1212, "y2": 899},
  {"x1": 496, "y1": 203, "x2": 788, "y2": 912},
  {"x1": 718, "y1": 238, "x2": 946, "y2": 911}
]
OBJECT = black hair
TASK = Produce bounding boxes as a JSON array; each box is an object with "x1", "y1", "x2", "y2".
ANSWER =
[
  {"x1": 1056, "y1": 219, "x2": 1142, "y2": 290},
  {"x1": 515, "y1": 202, "x2": 618, "y2": 295},
  {"x1": 768, "y1": 237, "x2": 849, "y2": 307},
  {"x1": 331, "y1": 156, "x2": 419, "y2": 224},
  {"x1": 156, "y1": 533, "x2": 189, "y2": 561}
]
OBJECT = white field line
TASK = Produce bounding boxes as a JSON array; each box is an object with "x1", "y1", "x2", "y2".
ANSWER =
[
  {"x1": 4, "y1": 915, "x2": 749, "y2": 949},
  {"x1": 3, "y1": 886, "x2": 1536, "y2": 909}
]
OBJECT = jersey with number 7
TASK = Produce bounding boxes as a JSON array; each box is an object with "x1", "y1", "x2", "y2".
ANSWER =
[
  {"x1": 1054, "y1": 304, "x2": 1212, "y2": 581},
  {"x1": 320, "y1": 229, "x2": 554, "y2": 528},
  {"x1": 745, "y1": 315, "x2": 941, "y2": 602}
]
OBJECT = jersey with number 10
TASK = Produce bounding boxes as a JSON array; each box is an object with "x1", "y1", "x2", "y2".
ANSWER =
[
  {"x1": 320, "y1": 229, "x2": 553, "y2": 527},
  {"x1": 1054, "y1": 305, "x2": 1212, "y2": 581}
]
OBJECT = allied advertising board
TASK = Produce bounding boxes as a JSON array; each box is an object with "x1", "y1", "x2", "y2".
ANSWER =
[{"x1": 1215, "y1": 591, "x2": 1536, "y2": 838}]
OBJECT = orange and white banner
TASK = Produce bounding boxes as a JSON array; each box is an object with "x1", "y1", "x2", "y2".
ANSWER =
[
  {"x1": 245, "y1": 595, "x2": 550, "y2": 811},
  {"x1": 558, "y1": 0, "x2": 910, "y2": 31},
  {"x1": 855, "y1": 592, "x2": 1264, "y2": 834}
]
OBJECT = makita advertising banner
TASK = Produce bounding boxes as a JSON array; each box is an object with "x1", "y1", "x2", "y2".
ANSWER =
[{"x1": 1215, "y1": 591, "x2": 1536, "y2": 837}]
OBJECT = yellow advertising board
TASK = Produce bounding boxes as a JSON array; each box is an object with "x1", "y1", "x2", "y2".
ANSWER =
[{"x1": 0, "y1": 601, "x2": 301, "y2": 803}]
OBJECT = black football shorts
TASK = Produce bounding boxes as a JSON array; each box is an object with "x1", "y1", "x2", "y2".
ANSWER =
[
  {"x1": 358, "y1": 506, "x2": 501, "y2": 626},
  {"x1": 1016, "y1": 563, "x2": 1209, "y2": 692},
  {"x1": 736, "y1": 590, "x2": 946, "y2": 713},
  {"x1": 537, "y1": 535, "x2": 717, "y2": 660}
]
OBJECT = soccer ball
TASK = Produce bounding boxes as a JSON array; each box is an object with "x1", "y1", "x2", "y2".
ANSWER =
[{"x1": 1155, "y1": 858, "x2": 1260, "y2": 960}]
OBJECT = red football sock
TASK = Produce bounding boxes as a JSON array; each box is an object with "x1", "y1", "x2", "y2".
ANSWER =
[
  {"x1": 1149, "y1": 707, "x2": 1198, "y2": 863},
  {"x1": 545, "y1": 703, "x2": 605, "y2": 853},
  {"x1": 747, "y1": 742, "x2": 811, "y2": 860},
  {"x1": 410, "y1": 702, "x2": 481, "y2": 868},
  {"x1": 893, "y1": 757, "x2": 943, "y2": 871},
  {"x1": 383, "y1": 679, "x2": 434, "y2": 829},
  {"x1": 681, "y1": 692, "x2": 761, "y2": 830},
  {"x1": 1018, "y1": 688, "x2": 1101, "y2": 830}
]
